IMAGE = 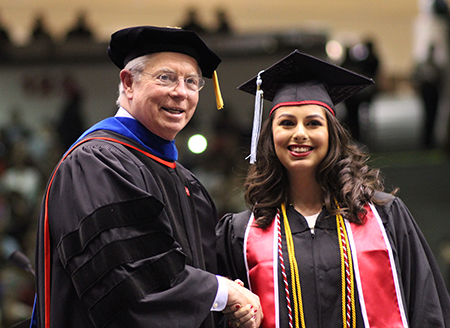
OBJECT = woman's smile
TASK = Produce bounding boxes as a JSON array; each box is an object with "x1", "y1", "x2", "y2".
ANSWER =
[{"x1": 272, "y1": 104, "x2": 329, "y2": 173}]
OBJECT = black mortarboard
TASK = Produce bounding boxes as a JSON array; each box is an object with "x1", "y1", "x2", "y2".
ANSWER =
[
  {"x1": 108, "y1": 26, "x2": 224, "y2": 109},
  {"x1": 108, "y1": 26, "x2": 221, "y2": 77},
  {"x1": 238, "y1": 49, "x2": 373, "y2": 115},
  {"x1": 238, "y1": 49, "x2": 374, "y2": 163}
]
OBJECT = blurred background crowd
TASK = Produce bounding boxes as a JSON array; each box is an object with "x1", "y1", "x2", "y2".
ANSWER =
[{"x1": 1, "y1": 0, "x2": 450, "y2": 326}]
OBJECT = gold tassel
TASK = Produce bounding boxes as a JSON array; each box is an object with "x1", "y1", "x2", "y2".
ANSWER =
[{"x1": 213, "y1": 71, "x2": 224, "y2": 110}]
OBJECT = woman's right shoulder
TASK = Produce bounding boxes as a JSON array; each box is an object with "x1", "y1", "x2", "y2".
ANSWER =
[
  {"x1": 222, "y1": 209, "x2": 252, "y2": 219},
  {"x1": 219, "y1": 210, "x2": 252, "y2": 238}
]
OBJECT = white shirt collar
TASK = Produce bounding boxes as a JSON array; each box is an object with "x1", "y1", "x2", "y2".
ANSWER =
[{"x1": 115, "y1": 107, "x2": 135, "y2": 119}]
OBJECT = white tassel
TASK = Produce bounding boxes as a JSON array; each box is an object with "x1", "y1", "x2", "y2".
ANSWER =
[{"x1": 248, "y1": 70, "x2": 264, "y2": 164}]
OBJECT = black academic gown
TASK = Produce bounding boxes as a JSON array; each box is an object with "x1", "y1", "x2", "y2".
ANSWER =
[
  {"x1": 216, "y1": 192, "x2": 450, "y2": 327},
  {"x1": 34, "y1": 129, "x2": 219, "y2": 328}
]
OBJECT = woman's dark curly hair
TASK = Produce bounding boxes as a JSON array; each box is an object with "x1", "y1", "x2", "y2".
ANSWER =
[{"x1": 244, "y1": 108, "x2": 391, "y2": 229}]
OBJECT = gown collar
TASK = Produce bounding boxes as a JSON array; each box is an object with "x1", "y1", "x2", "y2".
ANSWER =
[
  {"x1": 287, "y1": 205, "x2": 334, "y2": 233},
  {"x1": 74, "y1": 107, "x2": 178, "y2": 162}
]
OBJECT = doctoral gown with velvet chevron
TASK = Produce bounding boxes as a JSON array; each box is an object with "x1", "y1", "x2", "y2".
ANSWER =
[{"x1": 34, "y1": 121, "x2": 219, "y2": 328}]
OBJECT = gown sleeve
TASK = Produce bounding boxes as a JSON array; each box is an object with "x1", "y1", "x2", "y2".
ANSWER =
[
  {"x1": 177, "y1": 163, "x2": 219, "y2": 274},
  {"x1": 377, "y1": 193, "x2": 450, "y2": 327},
  {"x1": 45, "y1": 139, "x2": 218, "y2": 328},
  {"x1": 216, "y1": 211, "x2": 252, "y2": 288}
]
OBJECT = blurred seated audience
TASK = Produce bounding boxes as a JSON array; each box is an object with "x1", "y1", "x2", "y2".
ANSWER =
[
  {"x1": 180, "y1": 8, "x2": 207, "y2": 34},
  {"x1": 214, "y1": 8, "x2": 233, "y2": 35},
  {"x1": 30, "y1": 13, "x2": 53, "y2": 44},
  {"x1": 65, "y1": 10, "x2": 94, "y2": 42}
]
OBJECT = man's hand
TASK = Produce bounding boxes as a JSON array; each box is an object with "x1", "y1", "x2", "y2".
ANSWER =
[{"x1": 222, "y1": 279, "x2": 263, "y2": 328}]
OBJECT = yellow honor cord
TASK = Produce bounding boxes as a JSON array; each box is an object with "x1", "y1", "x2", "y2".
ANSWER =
[
  {"x1": 336, "y1": 210, "x2": 356, "y2": 328},
  {"x1": 212, "y1": 71, "x2": 224, "y2": 110},
  {"x1": 281, "y1": 203, "x2": 306, "y2": 328},
  {"x1": 337, "y1": 214, "x2": 346, "y2": 326}
]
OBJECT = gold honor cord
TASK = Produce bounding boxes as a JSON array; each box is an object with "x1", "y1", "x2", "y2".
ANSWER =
[
  {"x1": 336, "y1": 212, "x2": 356, "y2": 328},
  {"x1": 281, "y1": 203, "x2": 356, "y2": 328},
  {"x1": 281, "y1": 203, "x2": 305, "y2": 328}
]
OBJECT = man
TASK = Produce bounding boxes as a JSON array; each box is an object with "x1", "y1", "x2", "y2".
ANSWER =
[{"x1": 32, "y1": 26, "x2": 262, "y2": 328}]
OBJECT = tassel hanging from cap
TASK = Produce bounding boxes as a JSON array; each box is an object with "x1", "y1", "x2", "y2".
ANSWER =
[
  {"x1": 248, "y1": 70, "x2": 265, "y2": 164},
  {"x1": 213, "y1": 71, "x2": 224, "y2": 110}
]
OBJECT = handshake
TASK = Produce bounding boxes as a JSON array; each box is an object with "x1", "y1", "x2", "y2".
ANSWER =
[{"x1": 223, "y1": 278, "x2": 264, "y2": 328}]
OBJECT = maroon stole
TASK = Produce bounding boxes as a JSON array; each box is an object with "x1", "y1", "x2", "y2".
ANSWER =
[{"x1": 244, "y1": 204, "x2": 409, "y2": 328}]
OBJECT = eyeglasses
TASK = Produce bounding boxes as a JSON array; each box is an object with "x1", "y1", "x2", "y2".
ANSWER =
[{"x1": 139, "y1": 71, "x2": 205, "y2": 92}]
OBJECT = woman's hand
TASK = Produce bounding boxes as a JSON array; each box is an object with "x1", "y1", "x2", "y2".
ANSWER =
[
  {"x1": 222, "y1": 278, "x2": 263, "y2": 328},
  {"x1": 224, "y1": 303, "x2": 259, "y2": 328}
]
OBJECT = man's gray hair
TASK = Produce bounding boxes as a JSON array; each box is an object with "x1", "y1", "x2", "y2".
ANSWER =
[{"x1": 116, "y1": 55, "x2": 154, "y2": 107}]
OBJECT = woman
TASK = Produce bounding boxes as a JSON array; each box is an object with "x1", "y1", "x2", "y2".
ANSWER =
[{"x1": 216, "y1": 50, "x2": 450, "y2": 328}]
